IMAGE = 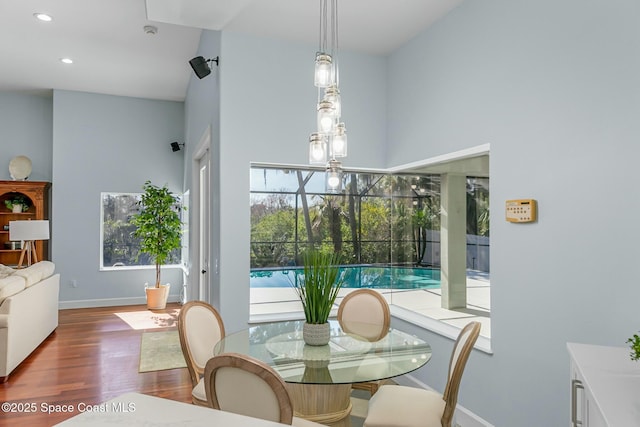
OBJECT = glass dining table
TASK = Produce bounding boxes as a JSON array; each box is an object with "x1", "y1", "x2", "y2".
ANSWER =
[{"x1": 213, "y1": 319, "x2": 432, "y2": 427}]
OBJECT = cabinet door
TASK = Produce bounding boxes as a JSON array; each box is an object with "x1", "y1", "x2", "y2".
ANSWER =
[
  {"x1": 570, "y1": 361, "x2": 608, "y2": 427},
  {"x1": 570, "y1": 361, "x2": 586, "y2": 427},
  {"x1": 585, "y1": 390, "x2": 607, "y2": 427}
]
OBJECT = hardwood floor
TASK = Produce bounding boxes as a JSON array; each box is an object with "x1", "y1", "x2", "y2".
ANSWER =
[{"x1": 0, "y1": 304, "x2": 192, "y2": 427}]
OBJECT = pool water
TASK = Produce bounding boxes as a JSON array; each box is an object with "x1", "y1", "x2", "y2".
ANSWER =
[{"x1": 250, "y1": 265, "x2": 441, "y2": 290}]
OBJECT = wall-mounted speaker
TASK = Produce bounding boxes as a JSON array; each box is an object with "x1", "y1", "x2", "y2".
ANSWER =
[
  {"x1": 189, "y1": 56, "x2": 211, "y2": 79},
  {"x1": 171, "y1": 142, "x2": 185, "y2": 152}
]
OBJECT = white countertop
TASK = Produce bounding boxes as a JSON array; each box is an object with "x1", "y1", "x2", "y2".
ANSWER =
[
  {"x1": 567, "y1": 342, "x2": 640, "y2": 427},
  {"x1": 54, "y1": 392, "x2": 291, "y2": 426}
]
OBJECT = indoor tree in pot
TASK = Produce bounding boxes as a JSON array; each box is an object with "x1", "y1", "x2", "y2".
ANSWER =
[
  {"x1": 131, "y1": 181, "x2": 184, "y2": 310},
  {"x1": 291, "y1": 250, "x2": 344, "y2": 346}
]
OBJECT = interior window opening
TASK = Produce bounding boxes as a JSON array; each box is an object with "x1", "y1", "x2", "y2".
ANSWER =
[{"x1": 248, "y1": 164, "x2": 490, "y2": 340}]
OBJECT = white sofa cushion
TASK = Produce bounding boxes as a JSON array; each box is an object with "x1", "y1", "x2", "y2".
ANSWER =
[
  {"x1": 0, "y1": 275, "x2": 26, "y2": 306},
  {"x1": 0, "y1": 264, "x2": 15, "y2": 280},
  {"x1": 12, "y1": 261, "x2": 55, "y2": 287}
]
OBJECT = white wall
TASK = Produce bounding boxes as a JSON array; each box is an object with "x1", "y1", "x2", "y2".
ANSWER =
[
  {"x1": 183, "y1": 29, "x2": 222, "y2": 306},
  {"x1": 52, "y1": 90, "x2": 185, "y2": 306},
  {"x1": 212, "y1": 32, "x2": 387, "y2": 332},
  {"x1": 387, "y1": 1, "x2": 640, "y2": 425},
  {"x1": 0, "y1": 92, "x2": 52, "y2": 181}
]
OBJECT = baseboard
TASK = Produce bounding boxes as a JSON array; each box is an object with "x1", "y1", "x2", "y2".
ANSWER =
[
  {"x1": 59, "y1": 296, "x2": 181, "y2": 310},
  {"x1": 395, "y1": 374, "x2": 494, "y2": 427}
]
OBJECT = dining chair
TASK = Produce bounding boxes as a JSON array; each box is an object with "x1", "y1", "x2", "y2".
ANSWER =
[
  {"x1": 203, "y1": 353, "x2": 323, "y2": 427},
  {"x1": 178, "y1": 301, "x2": 226, "y2": 406},
  {"x1": 337, "y1": 288, "x2": 391, "y2": 395},
  {"x1": 363, "y1": 321, "x2": 481, "y2": 427}
]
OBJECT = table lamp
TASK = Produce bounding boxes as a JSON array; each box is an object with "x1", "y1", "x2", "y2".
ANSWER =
[{"x1": 9, "y1": 220, "x2": 50, "y2": 268}]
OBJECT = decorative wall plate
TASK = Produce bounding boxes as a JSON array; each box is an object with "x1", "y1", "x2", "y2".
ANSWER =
[{"x1": 9, "y1": 155, "x2": 32, "y2": 180}]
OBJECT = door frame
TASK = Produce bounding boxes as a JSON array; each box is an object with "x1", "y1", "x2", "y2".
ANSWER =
[{"x1": 190, "y1": 126, "x2": 211, "y2": 302}]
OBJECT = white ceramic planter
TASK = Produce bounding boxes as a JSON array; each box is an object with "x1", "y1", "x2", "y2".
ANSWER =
[
  {"x1": 303, "y1": 322, "x2": 330, "y2": 346},
  {"x1": 145, "y1": 283, "x2": 170, "y2": 310}
]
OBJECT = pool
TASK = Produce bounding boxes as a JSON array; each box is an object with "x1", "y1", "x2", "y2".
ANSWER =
[{"x1": 250, "y1": 265, "x2": 441, "y2": 290}]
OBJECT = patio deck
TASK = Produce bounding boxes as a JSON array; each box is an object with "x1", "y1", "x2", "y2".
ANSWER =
[{"x1": 250, "y1": 274, "x2": 491, "y2": 338}]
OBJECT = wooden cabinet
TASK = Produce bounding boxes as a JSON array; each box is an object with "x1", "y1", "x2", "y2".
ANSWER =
[
  {"x1": 0, "y1": 181, "x2": 51, "y2": 266},
  {"x1": 568, "y1": 342, "x2": 640, "y2": 427}
]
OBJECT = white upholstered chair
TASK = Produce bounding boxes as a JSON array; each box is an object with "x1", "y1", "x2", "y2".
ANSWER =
[
  {"x1": 337, "y1": 288, "x2": 391, "y2": 395},
  {"x1": 178, "y1": 301, "x2": 225, "y2": 406},
  {"x1": 363, "y1": 321, "x2": 481, "y2": 427},
  {"x1": 203, "y1": 353, "x2": 323, "y2": 427}
]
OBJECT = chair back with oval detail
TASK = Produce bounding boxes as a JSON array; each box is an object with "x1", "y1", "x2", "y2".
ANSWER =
[
  {"x1": 178, "y1": 301, "x2": 225, "y2": 406},
  {"x1": 337, "y1": 288, "x2": 390, "y2": 341},
  {"x1": 363, "y1": 321, "x2": 481, "y2": 427},
  {"x1": 204, "y1": 353, "x2": 293, "y2": 424},
  {"x1": 337, "y1": 289, "x2": 391, "y2": 395}
]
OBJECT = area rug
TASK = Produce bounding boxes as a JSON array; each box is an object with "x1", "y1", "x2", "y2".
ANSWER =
[
  {"x1": 139, "y1": 330, "x2": 187, "y2": 373},
  {"x1": 116, "y1": 308, "x2": 179, "y2": 330}
]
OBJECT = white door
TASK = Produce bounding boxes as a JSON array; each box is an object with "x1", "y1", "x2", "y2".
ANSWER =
[
  {"x1": 191, "y1": 127, "x2": 211, "y2": 303},
  {"x1": 197, "y1": 150, "x2": 210, "y2": 302}
]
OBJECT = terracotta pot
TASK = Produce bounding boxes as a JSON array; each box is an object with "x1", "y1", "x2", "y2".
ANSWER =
[
  {"x1": 145, "y1": 284, "x2": 170, "y2": 310},
  {"x1": 303, "y1": 322, "x2": 330, "y2": 346}
]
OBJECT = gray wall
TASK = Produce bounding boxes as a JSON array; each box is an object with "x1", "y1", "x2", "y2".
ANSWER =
[
  {"x1": 183, "y1": 29, "x2": 221, "y2": 305},
  {"x1": 5, "y1": 1, "x2": 636, "y2": 423},
  {"x1": 52, "y1": 90, "x2": 184, "y2": 306},
  {"x1": 386, "y1": 1, "x2": 640, "y2": 426},
  {"x1": 183, "y1": 31, "x2": 387, "y2": 331},
  {"x1": 0, "y1": 92, "x2": 53, "y2": 181}
]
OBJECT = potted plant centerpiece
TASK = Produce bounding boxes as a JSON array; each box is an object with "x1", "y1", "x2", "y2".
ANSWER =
[
  {"x1": 4, "y1": 194, "x2": 29, "y2": 213},
  {"x1": 131, "y1": 181, "x2": 184, "y2": 310},
  {"x1": 292, "y1": 250, "x2": 344, "y2": 346}
]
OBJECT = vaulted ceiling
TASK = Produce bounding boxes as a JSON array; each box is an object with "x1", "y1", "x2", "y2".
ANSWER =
[{"x1": 0, "y1": 1, "x2": 462, "y2": 101}]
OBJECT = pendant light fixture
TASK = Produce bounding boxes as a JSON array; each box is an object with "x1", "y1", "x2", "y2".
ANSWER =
[
  {"x1": 309, "y1": 132, "x2": 327, "y2": 165},
  {"x1": 325, "y1": 159, "x2": 343, "y2": 194},
  {"x1": 309, "y1": 0, "x2": 347, "y2": 193}
]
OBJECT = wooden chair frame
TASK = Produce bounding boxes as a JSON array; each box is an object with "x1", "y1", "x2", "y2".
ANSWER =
[
  {"x1": 204, "y1": 352, "x2": 294, "y2": 425},
  {"x1": 363, "y1": 321, "x2": 480, "y2": 427},
  {"x1": 441, "y1": 321, "x2": 481, "y2": 427},
  {"x1": 337, "y1": 289, "x2": 391, "y2": 395},
  {"x1": 337, "y1": 288, "x2": 391, "y2": 341},
  {"x1": 177, "y1": 300, "x2": 226, "y2": 405}
]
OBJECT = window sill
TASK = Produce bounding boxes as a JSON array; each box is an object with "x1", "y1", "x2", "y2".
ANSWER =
[
  {"x1": 99, "y1": 264, "x2": 184, "y2": 272},
  {"x1": 390, "y1": 305, "x2": 493, "y2": 354}
]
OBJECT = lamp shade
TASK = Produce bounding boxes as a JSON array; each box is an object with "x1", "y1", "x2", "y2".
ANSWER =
[{"x1": 9, "y1": 220, "x2": 50, "y2": 241}]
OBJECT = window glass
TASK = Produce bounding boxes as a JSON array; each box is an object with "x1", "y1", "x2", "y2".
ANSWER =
[
  {"x1": 100, "y1": 192, "x2": 183, "y2": 270},
  {"x1": 249, "y1": 165, "x2": 490, "y2": 332}
]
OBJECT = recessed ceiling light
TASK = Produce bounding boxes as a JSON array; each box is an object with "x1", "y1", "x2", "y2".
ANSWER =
[
  {"x1": 60, "y1": 58, "x2": 73, "y2": 64},
  {"x1": 34, "y1": 13, "x2": 53, "y2": 22}
]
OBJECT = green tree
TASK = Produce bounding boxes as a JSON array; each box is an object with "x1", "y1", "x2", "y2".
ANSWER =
[
  {"x1": 130, "y1": 181, "x2": 184, "y2": 288},
  {"x1": 251, "y1": 208, "x2": 296, "y2": 267}
]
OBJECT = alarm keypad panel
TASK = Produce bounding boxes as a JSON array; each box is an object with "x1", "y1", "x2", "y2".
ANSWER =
[{"x1": 505, "y1": 199, "x2": 537, "y2": 223}]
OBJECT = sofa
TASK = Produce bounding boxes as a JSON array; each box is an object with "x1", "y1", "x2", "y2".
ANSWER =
[{"x1": 0, "y1": 261, "x2": 59, "y2": 382}]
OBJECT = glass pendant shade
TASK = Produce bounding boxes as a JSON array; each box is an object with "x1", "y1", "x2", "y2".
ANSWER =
[
  {"x1": 325, "y1": 160, "x2": 343, "y2": 193},
  {"x1": 317, "y1": 100, "x2": 336, "y2": 134},
  {"x1": 314, "y1": 53, "x2": 333, "y2": 88},
  {"x1": 309, "y1": 133, "x2": 327, "y2": 165},
  {"x1": 309, "y1": 0, "x2": 348, "y2": 185},
  {"x1": 324, "y1": 85, "x2": 341, "y2": 117},
  {"x1": 331, "y1": 123, "x2": 347, "y2": 157}
]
